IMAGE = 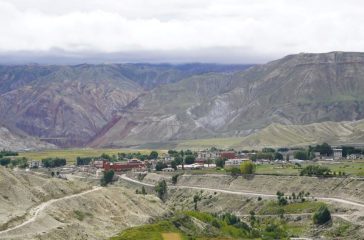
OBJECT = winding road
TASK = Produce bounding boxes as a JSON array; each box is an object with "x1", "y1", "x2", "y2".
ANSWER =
[
  {"x1": 0, "y1": 186, "x2": 102, "y2": 235},
  {"x1": 120, "y1": 174, "x2": 364, "y2": 209}
]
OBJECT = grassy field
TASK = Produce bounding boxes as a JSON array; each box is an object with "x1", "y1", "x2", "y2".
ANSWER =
[
  {"x1": 177, "y1": 160, "x2": 364, "y2": 177},
  {"x1": 255, "y1": 161, "x2": 364, "y2": 177},
  {"x1": 19, "y1": 148, "x2": 167, "y2": 164},
  {"x1": 258, "y1": 200, "x2": 327, "y2": 215}
]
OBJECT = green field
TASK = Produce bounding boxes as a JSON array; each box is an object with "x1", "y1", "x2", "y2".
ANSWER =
[
  {"x1": 19, "y1": 148, "x2": 166, "y2": 164},
  {"x1": 177, "y1": 161, "x2": 364, "y2": 177},
  {"x1": 255, "y1": 161, "x2": 364, "y2": 177}
]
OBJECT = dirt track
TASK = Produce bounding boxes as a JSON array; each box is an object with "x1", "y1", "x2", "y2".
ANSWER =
[{"x1": 0, "y1": 186, "x2": 102, "y2": 235}]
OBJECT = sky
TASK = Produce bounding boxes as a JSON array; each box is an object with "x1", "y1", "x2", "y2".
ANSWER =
[{"x1": 0, "y1": 0, "x2": 364, "y2": 64}]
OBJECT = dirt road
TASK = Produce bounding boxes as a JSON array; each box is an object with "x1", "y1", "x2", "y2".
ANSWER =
[
  {"x1": 120, "y1": 175, "x2": 364, "y2": 209},
  {"x1": 0, "y1": 186, "x2": 102, "y2": 235}
]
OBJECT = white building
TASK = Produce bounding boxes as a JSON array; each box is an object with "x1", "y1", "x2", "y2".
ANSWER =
[
  {"x1": 225, "y1": 159, "x2": 249, "y2": 168},
  {"x1": 333, "y1": 148, "x2": 343, "y2": 160},
  {"x1": 197, "y1": 151, "x2": 219, "y2": 160}
]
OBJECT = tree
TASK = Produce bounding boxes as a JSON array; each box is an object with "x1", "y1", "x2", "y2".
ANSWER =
[
  {"x1": 42, "y1": 158, "x2": 66, "y2": 168},
  {"x1": 172, "y1": 174, "x2": 179, "y2": 184},
  {"x1": 0, "y1": 158, "x2": 11, "y2": 166},
  {"x1": 101, "y1": 170, "x2": 114, "y2": 186},
  {"x1": 293, "y1": 151, "x2": 309, "y2": 160},
  {"x1": 274, "y1": 152, "x2": 283, "y2": 160},
  {"x1": 313, "y1": 205, "x2": 331, "y2": 224},
  {"x1": 174, "y1": 156, "x2": 183, "y2": 165},
  {"x1": 155, "y1": 180, "x2": 167, "y2": 201},
  {"x1": 171, "y1": 161, "x2": 177, "y2": 170},
  {"x1": 141, "y1": 186, "x2": 147, "y2": 195},
  {"x1": 76, "y1": 157, "x2": 92, "y2": 166},
  {"x1": 230, "y1": 167, "x2": 240, "y2": 176},
  {"x1": 262, "y1": 148, "x2": 275, "y2": 153},
  {"x1": 149, "y1": 151, "x2": 159, "y2": 160},
  {"x1": 314, "y1": 143, "x2": 333, "y2": 156},
  {"x1": 300, "y1": 165, "x2": 331, "y2": 177},
  {"x1": 155, "y1": 161, "x2": 168, "y2": 171},
  {"x1": 184, "y1": 155, "x2": 195, "y2": 164},
  {"x1": 215, "y1": 158, "x2": 226, "y2": 168},
  {"x1": 193, "y1": 194, "x2": 201, "y2": 210},
  {"x1": 240, "y1": 161, "x2": 256, "y2": 174},
  {"x1": 276, "y1": 191, "x2": 288, "y2": 206}
]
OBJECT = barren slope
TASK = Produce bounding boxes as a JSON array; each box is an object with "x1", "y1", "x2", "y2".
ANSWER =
[{"x1": 91, "y1": 52, "x2": 364, "y2": 147}]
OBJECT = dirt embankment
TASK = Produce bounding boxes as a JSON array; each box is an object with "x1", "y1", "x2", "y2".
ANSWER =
[
  {"x1": 0, "y1": 168, "x2": 90, "y2": 228},
  {"x1": 0, "y1": 168, "x2": 168, "y2": 240},
  {"x1": 126, "y1": 172, "x2": 364, "y2": 203},
  {"x1": 0, "y1": 187, "x2": 168, "y2": 240}
]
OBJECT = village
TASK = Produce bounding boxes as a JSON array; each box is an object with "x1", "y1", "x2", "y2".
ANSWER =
[{"x1": 10, "y1": 143, "x2": 362, "y2": 180}]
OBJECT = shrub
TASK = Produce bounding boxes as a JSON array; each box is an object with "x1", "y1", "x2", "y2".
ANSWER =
[
  {"x1": 101, "y1": 170, "x2": 114, "y2": 186},
  {"x1": 240, "y1": 161, "x2": 256, "y2": 174},
  {"x1": 155, "y1": 161, "x2": 168, "y2": 171},
  {"x1": 76, "y1": 157, "x2": 92, "y2": 166},
  {"x1": 184, "y1": 155, "x2": 195, "y2": 164},
  {"x1": 0, "y1": 158, "x2": 11, "y2": 166},
  {"x1": 313, "y1": 205, "x2": 331, "y2": 225},
  {"x1": 42, "y1": 158, "x2": 66, "y2": 168},
  {"x1": 300, "y1": 165, "x2": 331, "y2": 177},
  {"x1": 155, "y1": 180, "x2": 167, "y2": 201},
  {"x1": 172, "y1": 174, "x2": 179, "y2": 184}
]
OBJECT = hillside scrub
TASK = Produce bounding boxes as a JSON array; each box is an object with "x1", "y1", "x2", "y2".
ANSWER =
[{"x1": 110, "y1": 211, "x2": 294, "y2": 240}]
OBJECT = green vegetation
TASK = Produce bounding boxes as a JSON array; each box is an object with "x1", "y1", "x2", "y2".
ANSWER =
[
  {"x1": 313, "y1": 205, "x2": 331, "y2": 225},
  {"x1": 300, "y1": 165, "x2": 332, "y2": 177},
  {"x1": 0, "y1": 150, "x2": 18, "y2": 158},
  {"x1": 110, "y1": 211, "x2": 299, "y2": 240},
  {"x1": 155, "y1": 162, "x2": 168, "y2": 171},
  {"x1": 101, "y1": 170, "x2": 115, "y2": 186},
  {"x1": 76, "y1": 156, "x2": 92, "y2": 166},
  {"x1": 149, "y1": 151, "x2": 159, "y2": 160},
  {"x1": 171, "y1": 174, "x2": 180, "y2": 185},
  {"x1": 0, "y1": 158, "x2": 11, "y2": 166},
  {"x1": 155, "y1": 180, "x2": 167, "y2": 201},
  {"x1": 293, "y1": 150, "x2": 313, "y2": 160},
  {"x1": 18, "y1": 148, "x2": 166, "y2": 164},
  {"x1": 240, "y1": 161, "x2": 256, "y2": 174},
  {"x1": 41, "y1": 157, "x2": 66, "y2": 168},
  {"x1": 74, "y1": 210, "x2": 93, "y2": 221}
]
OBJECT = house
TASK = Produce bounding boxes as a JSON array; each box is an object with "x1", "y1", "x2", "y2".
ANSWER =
[
  {"x1": 93, "y1": 160, "x2": 106, "y2": 168},
  {"x1": 333, "y1": 148, "x2": 343, "y2": 160},
  {"x1": 225, "y1": 158, "x2": 249, "y2": 168},
  {"x1": 219, "y1": 151, "x2": 236, "y2": 159},
  {"x1": 160, "y1": 153, "x2": 175, "y2": 163},
  {"x1": 197, "y1": 150, "x2": 219, "y2": 160},
  {"x1": 177, "y1": 163, "x2": 203, "y2": 170},
  {"x1": 29, "y1": 160, "x2": 41, "y2": 168},
  {"x1": 103, "y1": 159, "x2": 145, "y2": 172},
  {"x1": 346, "y1": 154, "x2": 363, "y2": 160}
]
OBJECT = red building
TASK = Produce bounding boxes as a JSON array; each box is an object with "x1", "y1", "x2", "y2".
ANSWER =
[
  {"x1": 103, "y1": 159, "x2": 145, "y2": 172},
  {"x1": 220, "y1": 151, "x2": 236, "y2": 159}
]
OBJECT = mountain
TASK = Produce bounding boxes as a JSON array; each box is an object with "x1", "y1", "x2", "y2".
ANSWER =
[
  {"x1": 0, "y1": 125, "x2": 56, "y2": 151},
  {"x1": 89, "y1": 52, "x2": 364, "y2": 147},
  {"x1": 0, "y1": 63, "x2": 250, "y2": 148}
]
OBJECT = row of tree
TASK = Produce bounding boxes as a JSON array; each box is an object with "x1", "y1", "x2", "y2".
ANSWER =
[{"x1": 42, "y1": 158, "x2": 66, "y2": 168}]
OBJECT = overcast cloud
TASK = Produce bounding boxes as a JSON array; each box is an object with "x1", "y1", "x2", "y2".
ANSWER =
[{"x1": 0, "y1": 0, "x2": 364, "y2": 63}]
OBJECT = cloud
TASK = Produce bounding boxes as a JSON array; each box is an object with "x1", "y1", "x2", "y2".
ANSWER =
[{"x1": 1, "y1": 0, "x2": 364, "y2": 63}]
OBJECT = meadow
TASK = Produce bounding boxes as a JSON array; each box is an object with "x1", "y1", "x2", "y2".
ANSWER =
[{"x1": 19, "y1": 148, "x2": 166, "y2": 164}]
